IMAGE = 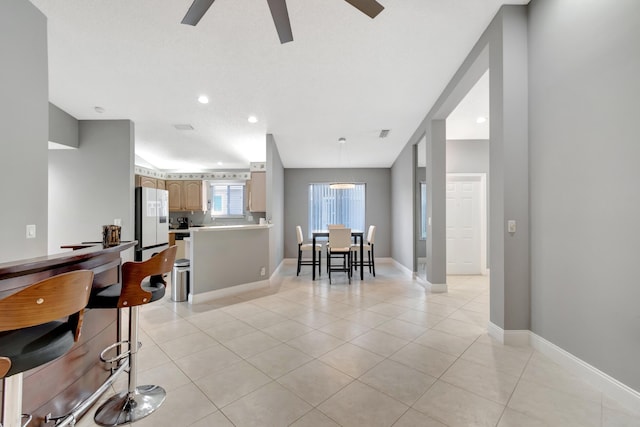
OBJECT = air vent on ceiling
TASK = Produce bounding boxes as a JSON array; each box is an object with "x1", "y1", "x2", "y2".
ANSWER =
[
  {"x1": 174, "y1": 124, "x2": 194, "y2": 131},
  {"x1": 379, "y1": 129, "x2": 390, "y2": 138}
]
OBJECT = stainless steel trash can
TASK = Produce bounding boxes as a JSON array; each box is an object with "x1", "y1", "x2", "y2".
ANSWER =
[{"x1": 171, "y1": 258, "x2": 190, "y2": 302}]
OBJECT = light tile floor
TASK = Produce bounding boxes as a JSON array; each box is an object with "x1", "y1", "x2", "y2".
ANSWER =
[{"x1": 76, "y1": 260, "x2": 640, "y2": 426}]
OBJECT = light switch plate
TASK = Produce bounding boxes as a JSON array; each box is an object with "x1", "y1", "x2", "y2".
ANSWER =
[
  {"x1": 507, "y1": 220, "x2": 516, "y2": 233},
  {"x1": 114, "y1": 218, "x2": 122, "y2": 226},
  {"x1": 26, "y1": 224, "x2": 36, "y2": 239}
]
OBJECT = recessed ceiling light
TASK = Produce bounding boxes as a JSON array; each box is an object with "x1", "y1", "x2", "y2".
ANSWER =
[
  {"x1": 198, "y1": 95, "x2": 209, "y2": 104},
  {"x1": 217, "y1": 161, "x2": 223, "y2": 166},
  {"x1": 476, "y1": 116, "x2": 487, "y2": 124},
  {"x1": 248, "y1": 115, "x2": 258, "y2": 124},
  {"x1": 338, "y1": 137, "x2": 347, "y2": 144}
]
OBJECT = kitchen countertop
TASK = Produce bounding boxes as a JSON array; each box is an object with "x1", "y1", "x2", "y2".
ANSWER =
[
  {"x1": 190, "y1": 224, "x2": 273, "y2": 232},
  {"x1": 170, "y1": 224, "x2": 272, "y2": 233}
]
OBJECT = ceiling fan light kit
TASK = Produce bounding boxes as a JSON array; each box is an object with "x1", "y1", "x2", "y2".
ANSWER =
[{"x1": 181, "y1": 0, "x2": 384, "y2": 44}]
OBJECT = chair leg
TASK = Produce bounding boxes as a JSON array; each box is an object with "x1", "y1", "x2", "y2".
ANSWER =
[
  {"x1": 318, "y1": 250, "x2": 321, "y2": 277},
  {"x1": 297, "y1": 248, "x2": 302, "y2": 276},
  {"x1": 371, "y1": 247, "x2": 375, "y2": 277},
  {"x1": 94, "y1": 306, "x2": 166, "y2": 426}
]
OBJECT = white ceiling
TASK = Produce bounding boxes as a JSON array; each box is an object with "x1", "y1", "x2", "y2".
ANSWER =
[{"x1": 31, "y1": 0, "x2": 523, "y2": 171}]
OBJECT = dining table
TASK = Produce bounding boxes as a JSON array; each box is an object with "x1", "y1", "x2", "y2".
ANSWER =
[{"x1": 312, "y1": 230, "x2": 364, "y2": 280}]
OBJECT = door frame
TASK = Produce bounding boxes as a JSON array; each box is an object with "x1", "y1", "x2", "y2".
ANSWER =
[{"x1": 446, "y1": 173, "x2": 488, "y2": 275}]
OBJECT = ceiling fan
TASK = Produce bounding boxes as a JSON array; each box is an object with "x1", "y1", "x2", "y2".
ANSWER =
[{"x1": 180, "y1": 0, "x2": 384, "y2": 44}]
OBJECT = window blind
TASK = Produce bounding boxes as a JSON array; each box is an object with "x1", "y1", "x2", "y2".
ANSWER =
[{"x1": 308, "y1": 183, "x2": 365, "y2": 237}]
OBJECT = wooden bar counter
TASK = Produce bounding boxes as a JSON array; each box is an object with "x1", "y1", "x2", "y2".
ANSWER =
[{"x1": 0, "y1": 241, "x2": 135, "y2": 424}]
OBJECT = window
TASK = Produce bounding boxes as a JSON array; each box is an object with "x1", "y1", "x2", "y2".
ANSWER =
[
  {"x1": 210, "y1": 183, "x2": 245, "y2": 217},
  {"x1": 308, "y1": 183, "x2": 365, "y2": 236}
]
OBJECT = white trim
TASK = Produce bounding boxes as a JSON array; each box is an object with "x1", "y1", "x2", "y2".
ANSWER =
[
  {"x1": 391, "y1": 259, "x2": 414, "y2": 276},
  {"x1": 487, "y1": 321, "x2": 504, "y2": 343},
  {"x1": 486, "y1": 322, "x2": 640, "y2": 410},
  {"x1": 429, "y1": 283, "x2": 448, "y2": 293},
  {"x1": 269, "y1": 259, "x2": 286, "y2": 280},
  {"x1": 529, "y1": 332, "x2": 640, "y2": 411},
  {"x1": 188, "y1": 280, "x2": 269, "y2": 304}
]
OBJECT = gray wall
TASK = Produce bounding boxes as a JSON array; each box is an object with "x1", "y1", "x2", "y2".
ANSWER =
[
  {"x1": 49, "y1": 103, "x2": 78, "y2": 147},
  {"x1": 0, "y1": 1, "x2": 49, "y2": 263},
  {"x1": 446, "y1": 139, "x2": 489, "y2": 175},
  {"x1": 266, "y1": 134, "x2": 285, "y2": 274},
  {"x1": 48, "y1": 120, "x2": 135, "y2": 256},
  {"x1": 284, "y1": 168, "x2": 391, "y2": 259},
  {"x1": 529, "y1": 0, "x2": 640, "y2": 391},
  {"x1": 390, "y1": 142, "x2": 415, "y2": 270}
]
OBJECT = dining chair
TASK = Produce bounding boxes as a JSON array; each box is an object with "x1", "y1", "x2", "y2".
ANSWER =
[
  {"x1": 351, "y1": 225, "x2": 376, "y2": 276},
  {"x1": 296, "y1": 226, "x2": 322, "y2": 276},
  {"x1": 326, "y1": 224, "x2": 345, "y2": 271},
  {"x1": 328, "y1": 228, "x2": 352, "y2": 284}
]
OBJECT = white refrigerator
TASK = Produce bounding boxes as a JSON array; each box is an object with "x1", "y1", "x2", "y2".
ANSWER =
[{"x1": 135, "y1": 187, "x2": 169, "y2": 261}]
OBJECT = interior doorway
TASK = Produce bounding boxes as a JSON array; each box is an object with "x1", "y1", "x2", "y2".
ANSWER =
[{"x1": 446, "y1": 173, "x2": 487, "y2": 275}]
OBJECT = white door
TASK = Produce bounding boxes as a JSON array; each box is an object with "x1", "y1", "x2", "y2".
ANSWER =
[{"x1": 446, "y1": 175, "x2": 482, "y2": 274}]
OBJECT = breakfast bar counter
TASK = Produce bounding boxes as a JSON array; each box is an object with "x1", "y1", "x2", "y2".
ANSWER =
[
  {"x1": 0, "y1": 241, "x2": 135, "y2": 425},
  {"x1": 188, "y1": 224, "x2": 273, "y2": 303}
]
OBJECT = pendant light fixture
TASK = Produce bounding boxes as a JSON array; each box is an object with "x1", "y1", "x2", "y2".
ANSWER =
[{"x1": 330, "y1": 137, "x2": 356, "y2": 190}]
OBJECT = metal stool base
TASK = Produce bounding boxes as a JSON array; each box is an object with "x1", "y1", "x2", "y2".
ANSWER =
[{"x1": 93, "y1": 385, "x2": 166, "y2": 426}]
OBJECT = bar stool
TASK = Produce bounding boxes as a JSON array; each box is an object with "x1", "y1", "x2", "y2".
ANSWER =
[
  {"x1": 0, "y1": 270, "x2": 94, "y2": 427},
  {"x1": 88, "y1": 246, "x2": 176, "y2": 426}
]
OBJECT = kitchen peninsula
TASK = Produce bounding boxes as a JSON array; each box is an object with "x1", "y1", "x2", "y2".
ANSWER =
[{"x1": 187, "y1": 224, "x2": 273, "y2": 303}]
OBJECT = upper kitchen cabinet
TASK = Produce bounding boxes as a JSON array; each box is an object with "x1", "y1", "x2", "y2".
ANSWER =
[
  {"x1": 167, "y1": 180, "x2": 207, "y2": 212},
  {"x1": 167, "y1": 180, "x2": 183, "y2": 211},
  {"x1": 135, "y1": 175, "x2": 165, "y2": 189},
  {"x1": 248, "y1": 171, "x2": 266, "y2": 212}
]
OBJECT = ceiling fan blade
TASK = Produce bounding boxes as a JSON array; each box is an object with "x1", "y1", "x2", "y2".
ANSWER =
[
  {"x1": 181, "y1": 0, "x2": 216, "y2": 26},
  {"x1": 343, "y1": 0, "x2": 384, "y2": 18},
  {"x1": 266, "y1": 0, "x2": 294, "y2": 44}
]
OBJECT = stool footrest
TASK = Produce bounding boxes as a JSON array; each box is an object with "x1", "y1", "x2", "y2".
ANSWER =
[
  {"x1": 99, "y1": 340, "x2": 141, "y2": 365},
  {"x1": 93, "y1": 385, "x2": 166, "y2": 426}
]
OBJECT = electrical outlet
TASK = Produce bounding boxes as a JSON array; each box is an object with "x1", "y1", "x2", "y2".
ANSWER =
[
  {"x1": 260, "y1": 267, "x2": 266, "y2": 276},
  {"x1": 114, "y1": 218, "x2": 122, "y2": 226},
  {"x1": 26, "y1": 224, "x2": 36, "y2": 239}
]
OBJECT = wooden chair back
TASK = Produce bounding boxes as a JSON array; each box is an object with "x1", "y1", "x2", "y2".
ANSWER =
[
  {"x1": 0, "y1": 357, "x2": 10, "y2": 378},
  {"x1": 118, "y1": 245, "x2": 177, "y2": 308},
  {"x1": 0, "y1": 270, "x2": 94, "y2": 342}
]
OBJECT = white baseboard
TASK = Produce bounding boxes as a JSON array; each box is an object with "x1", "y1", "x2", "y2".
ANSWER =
[
  {"x1": 529, "y1": 332, "x2": 640, "y2": 412},
  {"x1": 188, "y1": 280, "x2": 270, "y2": 304},
  {"x1": 391, "y1": 259, "x2": 414, "y2": 276},
  {"x1": 429, "y1": 283, "x2": 448, "y2": 293},
  {"x1": 487, "y1": 322, "x2": 640, "y2": 410}
]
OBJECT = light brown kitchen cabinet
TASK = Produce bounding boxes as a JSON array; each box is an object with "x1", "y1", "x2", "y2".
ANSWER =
[
  {"x1": 135, "y1": 175, "x2": 166, "y2": 190},
  {"x1": 167, "y1": 180, "x2": 207, "y2": 211},
  {"x1": 248, "y1": 171, "x2": 266, "y2": 212},
  {"x1": 184, "y1": 180, "x2": 205, "y2": 210},
  {"x1": 135, "y1": 175, "x2": 156, "y2": 188},
  {"x1": 167, "y1": 180, "x2": 184, "y2": 211}
]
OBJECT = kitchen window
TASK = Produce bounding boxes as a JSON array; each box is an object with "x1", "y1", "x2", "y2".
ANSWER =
[
  {"x1": 210, "y1": 183, "x2": 245, "y2": 217},
  {"x1": 308, "y1": 183, "x2": 365, "y2": 236}
]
